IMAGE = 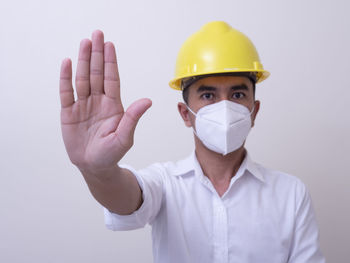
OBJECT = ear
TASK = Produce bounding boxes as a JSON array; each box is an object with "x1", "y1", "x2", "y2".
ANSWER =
[
  {"x1": 251, "y1": 100, "x2": 260, "y2": 127},
  {"x1": 178, "y1": 102, "x2": 193, "y2": 127}
]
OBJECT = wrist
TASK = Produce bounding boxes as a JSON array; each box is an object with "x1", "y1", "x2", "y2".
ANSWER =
[{"x1": 78, "y1": 164, "x2": 123, "y2": 183}]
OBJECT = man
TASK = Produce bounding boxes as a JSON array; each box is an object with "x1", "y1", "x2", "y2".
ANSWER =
[{"x1": 59, "y1": 21, "x2": 325, "y2": 262}]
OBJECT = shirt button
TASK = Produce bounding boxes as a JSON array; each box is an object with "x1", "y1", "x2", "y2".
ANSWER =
[{"x1": 219, "y1": 206, "x2": 225, "y2": 212}]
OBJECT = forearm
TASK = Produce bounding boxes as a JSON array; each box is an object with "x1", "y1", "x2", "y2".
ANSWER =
[{"x1": 79, "y1": 165, "x2": 143, "y2": 215}]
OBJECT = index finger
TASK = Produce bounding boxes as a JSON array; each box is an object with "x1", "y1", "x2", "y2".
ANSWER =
[{"x1": 104, "y1": 42, "x2": 121, "y2": 103}]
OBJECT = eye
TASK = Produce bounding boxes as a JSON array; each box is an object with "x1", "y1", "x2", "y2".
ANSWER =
[
  {"x1": 200, "y1": 93, "x2": 215, "y2": 100},
  {"x1": 232, "y1": 92, "x2": 245, "y2": 99}
]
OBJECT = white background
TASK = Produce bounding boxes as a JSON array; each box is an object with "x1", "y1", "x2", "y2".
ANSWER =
[{"x1": 0, "y1": 0, "x2": 349, "y2": 262}]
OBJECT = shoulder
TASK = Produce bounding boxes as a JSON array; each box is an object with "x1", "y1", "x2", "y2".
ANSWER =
[
  {"x1": 249, "y1": 161, "x2": 313, "y2": 218},
  {"x1": 140, "y1": 154, "x2": 194, "y2": 177},
  {"x1": 121, "y1": 154, "x2": 194, "y2": 182},
  {"x1": 254, "y1": 161, "x2": 308, "y2": 199}
]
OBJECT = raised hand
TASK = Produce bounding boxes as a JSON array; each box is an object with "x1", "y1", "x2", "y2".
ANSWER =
[{"x1": 59, "y1": 30, "x2": 152, "y2": 173}]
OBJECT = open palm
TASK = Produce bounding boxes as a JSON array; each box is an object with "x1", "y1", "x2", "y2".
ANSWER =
[{"x1": 59, "y1": 31, "x2": 151, "y2": 172}]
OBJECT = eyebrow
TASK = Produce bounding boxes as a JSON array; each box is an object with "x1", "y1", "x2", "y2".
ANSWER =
[
  {"x1": 196, "y1": 85, "x2": 217, "y2": 93},
  {"x1": 196, "y1": 84, "x2": 249, "y2": 93},
  {"x1": 231, "y1": 84, "x2": 249, "y2": 91}
]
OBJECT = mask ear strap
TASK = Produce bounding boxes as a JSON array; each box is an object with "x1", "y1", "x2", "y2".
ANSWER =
[
  {"x1": 186, "y1": 105, "x2": 197, "y2": 116},
  {"x1": 185, "y1": 105, "x2": 200, "y2": 138},
  {"x1": 249, "y1": 105, "x2": 255, "y2": 115}
]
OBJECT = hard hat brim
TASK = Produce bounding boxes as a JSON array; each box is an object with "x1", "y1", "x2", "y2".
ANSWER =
[{"x1": 169, "y1": 69, "x2": 270, "y2": 90}]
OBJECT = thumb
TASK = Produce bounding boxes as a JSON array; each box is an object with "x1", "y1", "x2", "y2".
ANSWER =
[{"x1": 115, "y1": 98, "x2": 152, "y2": 148}]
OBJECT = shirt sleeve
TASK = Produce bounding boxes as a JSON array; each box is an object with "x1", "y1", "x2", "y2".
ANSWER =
[
  {"x1": 104, "y1": 163, "x2": 165, "y2": 231},
  {"x1": 288, "y1": 182, "x2": 326, "y2": 263}
]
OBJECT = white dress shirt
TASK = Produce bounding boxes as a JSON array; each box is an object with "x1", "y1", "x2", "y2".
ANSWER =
[{"x1": 104, "y1": 152, "x2": 325, "y2": 263}]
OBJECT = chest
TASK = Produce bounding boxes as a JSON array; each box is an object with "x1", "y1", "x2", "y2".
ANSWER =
[{"x1": 152, "y1": 176, "x2": 294, "y2": 262}]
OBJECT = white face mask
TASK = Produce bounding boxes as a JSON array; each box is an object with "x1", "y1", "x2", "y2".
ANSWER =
[{"x1": 187, "y1": 100, "x2": 254, "y2": 155}]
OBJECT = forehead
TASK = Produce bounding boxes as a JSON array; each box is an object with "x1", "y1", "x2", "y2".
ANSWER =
[{"x1": 189, "y1": 75, "x2": 254, "y2": 92}]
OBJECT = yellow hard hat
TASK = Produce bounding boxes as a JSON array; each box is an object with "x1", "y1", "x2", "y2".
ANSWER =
[{"x1": 169, "y1": 21, "x2": 270, "y2": 90}]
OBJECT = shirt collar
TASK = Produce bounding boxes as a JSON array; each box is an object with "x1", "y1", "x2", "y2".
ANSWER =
[
  {"x1": 170, "y1": 151, "x2": 196, "y2": 176},
  {"x1": 241, "y1": 152, "x2": 265, "y2": 182},
  {"x1": 172, "y1": 150, "x2": 265, "y2": 183}
]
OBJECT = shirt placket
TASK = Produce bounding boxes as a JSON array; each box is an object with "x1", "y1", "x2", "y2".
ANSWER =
[{"x1": 212, "y1": 196, "x2": 228, "y2": 263}]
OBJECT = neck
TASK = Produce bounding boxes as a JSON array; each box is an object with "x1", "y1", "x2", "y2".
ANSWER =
[{"x1": 194, "y1": 137, "x2": 246, "y2": 196}]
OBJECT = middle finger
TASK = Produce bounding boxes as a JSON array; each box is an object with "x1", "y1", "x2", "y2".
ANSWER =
[{"x1": 90, "y1": 30, "x2": 104, "y2": 95}]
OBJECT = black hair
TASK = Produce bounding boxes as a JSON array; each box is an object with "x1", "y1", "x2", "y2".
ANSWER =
[{"x1": 181, "y1": 72, "x2": 257, "y2": 104}]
